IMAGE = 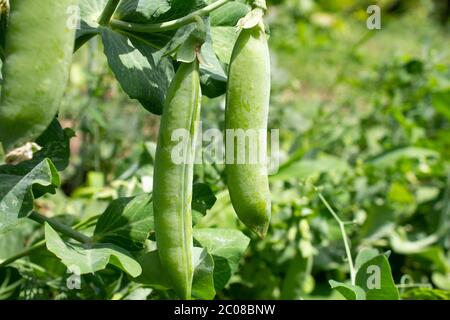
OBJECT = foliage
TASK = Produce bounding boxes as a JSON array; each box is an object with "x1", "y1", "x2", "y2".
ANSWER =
[{"x1": 0, "y1": 0, "x2": 449, "y2": 300}]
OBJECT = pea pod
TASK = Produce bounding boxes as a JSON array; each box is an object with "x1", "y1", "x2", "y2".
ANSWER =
[
  {"x1": 225, "y1": 23, "x2": 271, "y2": 238},
  {"x1": 152, "y1": 60, "x2": 201, "y2": 299},
  {"x1": 0, "y1": 0, "x2": 78, "y2": 150}
]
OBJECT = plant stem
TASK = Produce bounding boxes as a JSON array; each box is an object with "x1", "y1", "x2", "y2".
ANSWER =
[
  {"x1": 0, "y1": 240, "x2": 45, "y2": 268},
  {"x1": 0, "y1": 214, "x2": 97, "y2": 268},
  {"x1": 318, "y1": 192, "x2": 356, "y2": 285},
  {"x1": 28, "y1": 211, "x2": 92, "y2": 244},
  {"x1": 73, "y1": 214, "x2": 101, "y2": 230},
  {"x1": 110, "y1": 0, "x2": 230, "y2": 34},
  {"x1": 98, "y1": 0, "x2": 121, "y2": 26}
]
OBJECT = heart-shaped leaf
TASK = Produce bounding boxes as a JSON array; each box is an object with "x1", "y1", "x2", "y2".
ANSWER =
[{"x1": 45, "y1": 223, "x2": 142, "y2": 277}]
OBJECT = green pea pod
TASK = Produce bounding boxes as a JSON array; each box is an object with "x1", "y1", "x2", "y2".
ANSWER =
[
  {"x1": 225, "y1": 23, "x2": 271, "y2": 239},
  {"x1": 0, "y1": 0, "x2": 78, "y2": 151},
  {"x1": 153, "y1": 60, "x2": 201, "y2": 299}
]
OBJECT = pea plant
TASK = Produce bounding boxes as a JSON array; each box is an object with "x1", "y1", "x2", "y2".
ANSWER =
[
  {"x1": 0, "y1": 0, "x2": 273, "y2": 300},
  {"x1": 0, "y1": 0, "x2": 424, "y2": 300}
]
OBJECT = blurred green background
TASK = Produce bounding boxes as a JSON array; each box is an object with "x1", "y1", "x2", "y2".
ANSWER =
[{"x1": 4, "y1": 0, "x2": 449, "y2": 299}]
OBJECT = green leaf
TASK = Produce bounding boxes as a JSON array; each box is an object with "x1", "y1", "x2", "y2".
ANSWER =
[
  {"x1": 390, "y1": 231, "x2": 439, "y2": 254},
  {"x1": 134, "y1": 247, "x2": 216, "y2": 299},
  {"x1": 0, "y1": 219, "x2": 36, "y2": 262},
  {"x1": 76, "y1": 0, "x2": 108, "y2": 49},
  {"x1": 414, "y1": 247, "x2": 450, "y2": 274},
  {"x1": 0, "y1": 159, "x2": 60, "y2": 233},
  {"x1": 329, "y1": 280, "x2": 366, "y2": 300},
  {"x1": 101, "y1": 28, "x2": 174, "y2": 115},
  {"x1": 432, "y1": 272, "x2": 450, "y2": 290},
  {"x1": 211, "y1": 26, "x2": 239, "y2": 64},
  {"x1": 192, "y1": 183, "x2": 217, "y2": 215},
  {"x1": 355, "y1": 254, "x2": 400, "y2": 300},
  {"x1": 171, "y1": 17, "x2": 207, "y2": 63},
  {"x1": 3, "y1": 119, "x2": 74, "y2": 172},
  {"x1": 199, "y1": 33, "x2": 228, "y2": 98},
  {"x1": 387, "y1": 182, "x2": 414, "y2": 204},
  {"x1": 133, "y1": 251, "x2": 171, "y2": 290},
  {"x1": 115, "y1": 0, "x2": 204, "y2": 24},
  {"x1": 359, "y1": 205, "x2": 396, "y2": 240},
  {"x1": 273, "y1": 154, "x2": 350, "y2": 181},
  {"x1": 45, "y1": 223, "x2": 142, "y2": 277},
  {"x1": 210, "y1": 1, "x2": 250, "y2": 27},
  {"x1": 432, "y1": 90, "x2": 450, "y2": 121},
  {"x1": 366, "y1": 147, "x2": 439, "y2": 168},
  {"x1": 157, "y1": 16, "x2": 228, "y2": 98},
  {"x1": 355, "y1": 248, "x2": 380, "y2": 272},
  {"x1": 93, "y1": 194, "x2": 154, "y2": 251},
  {"x1": 191, "y1": 247, "x2": 215, "y2": 300},
  {"x1": 28, "y1": 245, "x2": 67, "y2": 279},
  {"x1": 124, "y1": 287, "x2": 153, "y2": 300},
  {"x1": 193, "y1": 228, "x2": 250, "y2": 291},
  {"x1": 281, "y1": 254, "x2": 314, "y2": 299}
]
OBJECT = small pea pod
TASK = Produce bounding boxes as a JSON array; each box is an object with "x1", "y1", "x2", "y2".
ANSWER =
[
  {"x1": 0, "y1": 0, "x2": 78, "y2": 150},
  {"x1": 152, "y1": 60, "x2": 201, "y2": 299},
  {"x1": 225, "y1": 23, "x2": 271, "y2": 238}
]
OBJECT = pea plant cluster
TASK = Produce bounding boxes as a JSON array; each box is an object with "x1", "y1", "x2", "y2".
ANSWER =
[{"x1": 0, "y1": 0, "x2": 414, "y2": 300}]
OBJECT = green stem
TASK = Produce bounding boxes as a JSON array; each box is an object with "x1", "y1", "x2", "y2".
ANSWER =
[
  {"x1": 0, "y1": 214, "x2": 97, "y2": 268},
  {"x1": 98, "y1": 0, "x2": 121, "y2": 26},
  {"x1": 73, "y1": 214, "x2": 101, "y2": 230},
  {"x1": 318, "y1": 192, "x2": 356, "y2": 285},
  {"x1": 110, "y1": 0, "x2": 230, "y2": 34},
  {"x1": 28, "y1": 211, "x2": 92, "y2": 244},
  {"x1": 0, "y1": 240, "x2": 45, "y2": 269}
]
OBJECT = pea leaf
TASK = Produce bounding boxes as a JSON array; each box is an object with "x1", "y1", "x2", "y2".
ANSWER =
[
  {"x1": 355, "y1": 253, "x2": 400, "y2": 300},
  {"x1": 359, "y1": 205, "x2": 396, "y2": 240},
  {"x1": 199, "y1": 34, "x2": 228, "y2": 98},
  {"x1": 273, "y1": 154, "x2": 350, "y2": 181},
  {"x1": 366, "y1": 147, "x2": 439, "y2": 168},
  {"x1": 210, "y1": 1, "x2": 250, "y2": 27},
  {"x1": 401, "y1": 247, "x2": 450, "y2": 274},
  {"x1": 191, "y1": 248, "x2": 215, "y2": 300},
  {"x1": 0, "y1": 159, "x2": 60, "y2": 234},
  {"x1": 210, "y1": 26, "x2": 239, "y2": 64},
  {"x1": 112, "y1": 0, "x2": 209, "y2": 52},
  {"x1": 101, "y1": 28, "x2": 174, "y2": 115},
  {"x1": 432, "y1": 90, "x2": 450, "y2": 121},
  {"x1": 193, "y1": 228, "x2": 250, "y2": 291},
  {"x1": 93, "y1": 194, "x2": 154, "y2": 251},
  {"x1": 132, "y1": 251, "x2": 170, "y2": 290},
  {"x1": 281, "y1": 254, "x2": 315, "y2": 299},
  {"x1": 432, "y1": 273, "x2": 450, "y2": 290},
  {"x1": 355, "y1": 248, "x2": 380, "y2": 272},
  {"x1": 192, "y1": 183, "x2": 217, "y2": 215},
  {"x1": 115, "y1": 0, "x2": 205, "y2": 24},
  {"x1": 329, "y1": 280, "x2": 366, "y2": 300},
  {"x1": 134, "y1": 247, "x2": 215, "y2": 299},
  {"x1": 210, "y1": 1, "x2": 250, "y2": 64},
  {"x1": 2, "y1": 119, "x2": 74, "y2": 172},
  {"x1": 75, "y1": 0, "x2": 108, "y2": 50},
  {"x1": 45, "y1": 223, "x2": 142, "y2": 277},
  {"x1": 390, "y1": 231, "x2": 439, "y2": 254},
  {"x1": 0, "y1": 219, "x2": 36, "y2": 263}
]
